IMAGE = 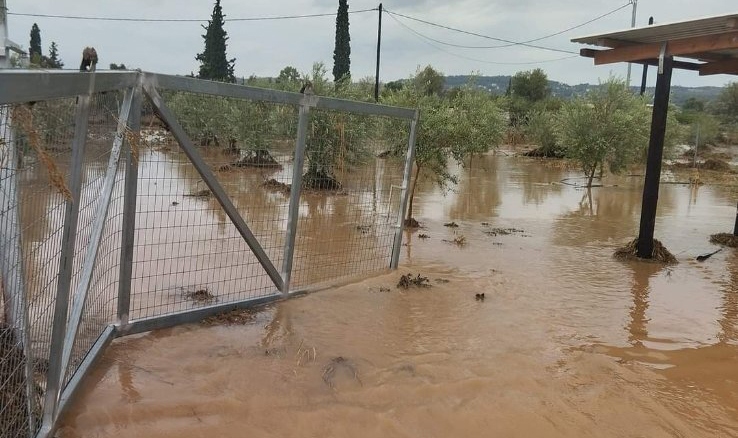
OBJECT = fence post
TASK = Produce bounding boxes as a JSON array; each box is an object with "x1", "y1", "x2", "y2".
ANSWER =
[
  {"x1": 117, "y1": 77, "x2": 143, "y2": 327},
  {"x1": 390, "y1": 111, "x2": 419, "y2": 269},
  {"x1": 280, "y1": 98, "x2": 312, "y2": 295},
  {"x1": 41, "y1": 93, "x2": 92, "y2": 433}
]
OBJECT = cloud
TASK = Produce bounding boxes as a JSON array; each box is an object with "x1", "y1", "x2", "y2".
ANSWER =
[{"x1": 6, "y1": 0, "x2": 736, "y2": 87}]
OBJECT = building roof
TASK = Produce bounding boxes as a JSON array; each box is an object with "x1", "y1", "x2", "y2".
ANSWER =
[{"x1": 572, "y1": 12, "x2": 738, "y2": 76}]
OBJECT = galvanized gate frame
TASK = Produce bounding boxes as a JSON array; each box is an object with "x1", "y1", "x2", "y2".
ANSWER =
[{"x1": 0, "y1": 70, "x2": 418, "y2": 438}]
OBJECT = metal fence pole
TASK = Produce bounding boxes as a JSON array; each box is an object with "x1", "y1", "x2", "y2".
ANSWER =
[
  {"x1": 390, "y1": 112, "x2": 419, "y2": 269},
  {"x1": 280, "y1": 99, "x2": 312, "y2": 294},
  {"x1": 41, "y1": 94, "x2": 92, "y2": 433},
  {"x1": 116, "y1": 78, "x2": 143, "y2": 327}
]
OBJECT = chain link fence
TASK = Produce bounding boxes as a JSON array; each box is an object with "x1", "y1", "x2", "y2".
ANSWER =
[{"x1": 0, "y1": 71, "x2": 417, "y2": 437}]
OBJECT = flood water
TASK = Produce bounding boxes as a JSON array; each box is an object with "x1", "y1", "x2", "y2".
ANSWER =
[{"x1": 57, "y1": 151, "x2": 738, "y2": 437}]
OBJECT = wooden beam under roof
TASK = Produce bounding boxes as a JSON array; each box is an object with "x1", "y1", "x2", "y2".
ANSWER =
[
  {"x1": 591, "y1": 31, "x2": 738, "y2": 65},
  {"x1": 580, "y1": 48, "x2": 703, "y2": 71},
  {"x1": 700, "y1": 58, "x2": 738, "y2": 75}
]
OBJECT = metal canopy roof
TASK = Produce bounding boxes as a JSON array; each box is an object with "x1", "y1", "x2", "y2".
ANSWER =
[{"x1": 572, "y1": 12, "x2": 738, "y2": 75}]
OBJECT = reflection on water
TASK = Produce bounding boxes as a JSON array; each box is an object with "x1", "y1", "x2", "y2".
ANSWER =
[{"x1": 58, "y1": 152, "x2": 738, "y2": 437}]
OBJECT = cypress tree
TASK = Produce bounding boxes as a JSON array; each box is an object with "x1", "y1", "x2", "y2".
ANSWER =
[
  {"x1": 196, "y1": 0, "x2": 236, "y2": 82},
  {"x1": 29, "y1": 23, "x2": 42, "y2": 59},
  {"x1": 332, "y1": 0, "x2": 351, "y2": 83}
]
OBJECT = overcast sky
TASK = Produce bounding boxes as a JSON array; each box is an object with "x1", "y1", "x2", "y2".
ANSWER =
[{"x1": 5, "y1": 0, "x2": 737, "y2": 88}]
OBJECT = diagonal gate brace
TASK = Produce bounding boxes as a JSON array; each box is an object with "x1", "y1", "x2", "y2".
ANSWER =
[
  {"x1": 143, "y1": 82, "x2": 285, "y2": 292},
  {"x1": 59, "y1": 88, "x2": 135, "y2": 378}
]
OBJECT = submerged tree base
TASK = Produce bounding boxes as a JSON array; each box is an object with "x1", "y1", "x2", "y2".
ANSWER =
[
  {"x1": 523, "y1": 147, "x2": 566, "y2": 158},
  {"x1": 614, "y1": 238, "x2": 677, "y2": 264},
  {"x1": 232, "y1": 150, "x2": 281, "y2": 169},
  {"x1": 710, "y1": 233, "x2": 738, "y2": 248},
  {"x1": 302, "y1": 169, "x2": 342, "y2": 191},
  {"x1": 404, "y1": 218, "x2": 420, "y2": 228}
]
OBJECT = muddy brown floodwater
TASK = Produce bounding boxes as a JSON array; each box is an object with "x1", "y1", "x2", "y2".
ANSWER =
[{"x1": 58, "y1": 152, "x2": 738, "y2": 437}]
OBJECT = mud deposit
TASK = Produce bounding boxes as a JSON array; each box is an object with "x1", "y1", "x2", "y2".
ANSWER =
[{"x1": 57, "y1": 152, "x2": 738, "y2": 437}]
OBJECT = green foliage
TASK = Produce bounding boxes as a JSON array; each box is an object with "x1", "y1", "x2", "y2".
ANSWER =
[
  {"x1": 413, "y1": 65, "x2": 445, "y2": 96},
  {"x1": 196, "y1": 0, "x2": 236, "y2": 82},
  {"x1": 29, "y1": 24, "x2": 42, "y2": 59},
  {"x1": 682, "y1": 97, "x2": 706, "y2": 112},
  {"x1": 277, "y1": 66, "x2": 300, "y2": 88},
  {"x1": 384, "y1": 72, "x2": 504, "y2": 218},
  {"x1": 511, "y1": 68, "x2": 550, "y2": 102},
  {"x1": 167, "y1": 93, "x2": 270, "y2": 151},
  {"x1": 525, "y1": 109, "x2": 564, "y2": 156},
  {"x1": 332, "y1": 0, "x2": 351, "y2": 83},
  {"x1": 556, "y1": 78, "x2": 651, "y2": 187},
  {"x1": 47, "y1": 42, "x2": 63, "y2": 69},
  {"x1": 714, "y1": 82, "x2": 738, "y2": 124},
  {"x1": 302, "y1": 64, "x2": 372, "y2": 188},
  {"x1": 685, "y1": 112, "x2": 721, "y2": 148},
  {"x1": 384, "y1": 80, "x2": 405, "y2": 93}
]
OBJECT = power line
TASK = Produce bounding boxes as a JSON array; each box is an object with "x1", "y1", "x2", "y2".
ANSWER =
[
  {"x1": 387, "y1": 13, "x2": 579, "y2": 65},
  {"x1": 385, "y1": 9, "x2": 575, "y2": 55},
  {"x1": 388, "y1": 3, "x2": 631, "y2": 50},
  {"x1": 7, "y1": 8, "x2": 377, "y2": 23}
]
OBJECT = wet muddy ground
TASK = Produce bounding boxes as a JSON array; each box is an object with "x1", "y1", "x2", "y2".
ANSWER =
[{"x1": 57, "y1": 151, "x2": 738, "y2": 437}]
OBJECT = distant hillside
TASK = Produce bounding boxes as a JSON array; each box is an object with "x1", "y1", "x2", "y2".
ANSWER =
[{"x1": 444, "y1": 75, "x2": 724, "y2": 106}]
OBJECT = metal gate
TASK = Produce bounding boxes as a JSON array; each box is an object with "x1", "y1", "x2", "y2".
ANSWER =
[{"x1": 0, "y1": 70, "x2": 417, "y2": 438}]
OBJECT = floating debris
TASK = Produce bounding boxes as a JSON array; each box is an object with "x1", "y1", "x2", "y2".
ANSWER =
[
  {"x1": 710, "y1": 233, "x2": 738, "y2": 248},
  {"x1": 442, "y1": 235, "x2": 467, "y2": 247},
  {"x1": 397, "y1": 273, "x2": 431, "y2": 289},
  {"x1": 186, "y1": 189, "x2": 212, "y2": 198},
  {"x1": 475, "y1": 293, "x2": 485, "y2": 301},
  {"x1": 356, "y1": 225, "x2": 371, "y2": 234},
  {"x1": 614, "y1": 238, "x2": 677, "y2": 264},
  {"x1": 444, "y1": 222, "x2": 459, "y2": 228},
  {"x1": 483, "y1": 228, "x2": 525, "y2": 237},
  {"x1": 435, "y1": 278, "x2": 450, "y2": 284},
  {"x1": 202, "y1": 308, "x2": 256, "y2": 326},
  {"x1": 295, "y1": 340, "x2": 317, "y2": 367},
  {"x1": 418, "y1": 233, "x2": 430, "y2": 239},
  {"x1": 696, "y1": 248, "x2": 722, "y2": 262},
  {"x1": 183, "y1": 287, "x2": 216, "y2": 304},
  {"x1": 322, "y1": 356, "x2": 362, "y2": 389}
]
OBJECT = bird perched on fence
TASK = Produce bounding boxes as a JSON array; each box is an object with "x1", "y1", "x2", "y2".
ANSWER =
[
  {"x1": 300, "y1": 80, "x2": 314, "y2": 95},
  {"x1": 79, "y1": 47, "x2": 98, "y2": 72}
]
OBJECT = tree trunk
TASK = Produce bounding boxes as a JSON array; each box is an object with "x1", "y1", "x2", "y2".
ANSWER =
[{"x1": 586, "y1": 165, "x2": 596, "y2": 188}]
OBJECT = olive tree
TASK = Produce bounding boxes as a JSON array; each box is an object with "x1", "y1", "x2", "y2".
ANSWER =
[
  {"x1": 385, "y1": 79, "x2": 505, "y2": 226},
  {"x1": 556, "y1": 78, "x2": 651, "y2": 187}
]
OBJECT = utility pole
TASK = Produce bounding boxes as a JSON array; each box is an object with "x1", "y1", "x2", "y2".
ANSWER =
[
  {"x1": 374, "y1": 3, "x2": 383, "y2": 102},
  {"x1": 626, "y1": 0, "x2": 638, "y2": 87}
]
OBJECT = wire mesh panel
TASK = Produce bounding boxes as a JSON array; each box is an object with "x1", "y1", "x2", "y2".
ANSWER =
[
  {"x1": 1, "y1": 97, "x2": 78, "y2": 437},
  {"x1": 62, "y1": 92, "x2": 127, "y2": 387},
  {"x1": 127, "y1": 93, "x2": 297, "y2": 320},
  {"x1": 291, "y1": 109, "x2": 409, "y2": 288}
]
